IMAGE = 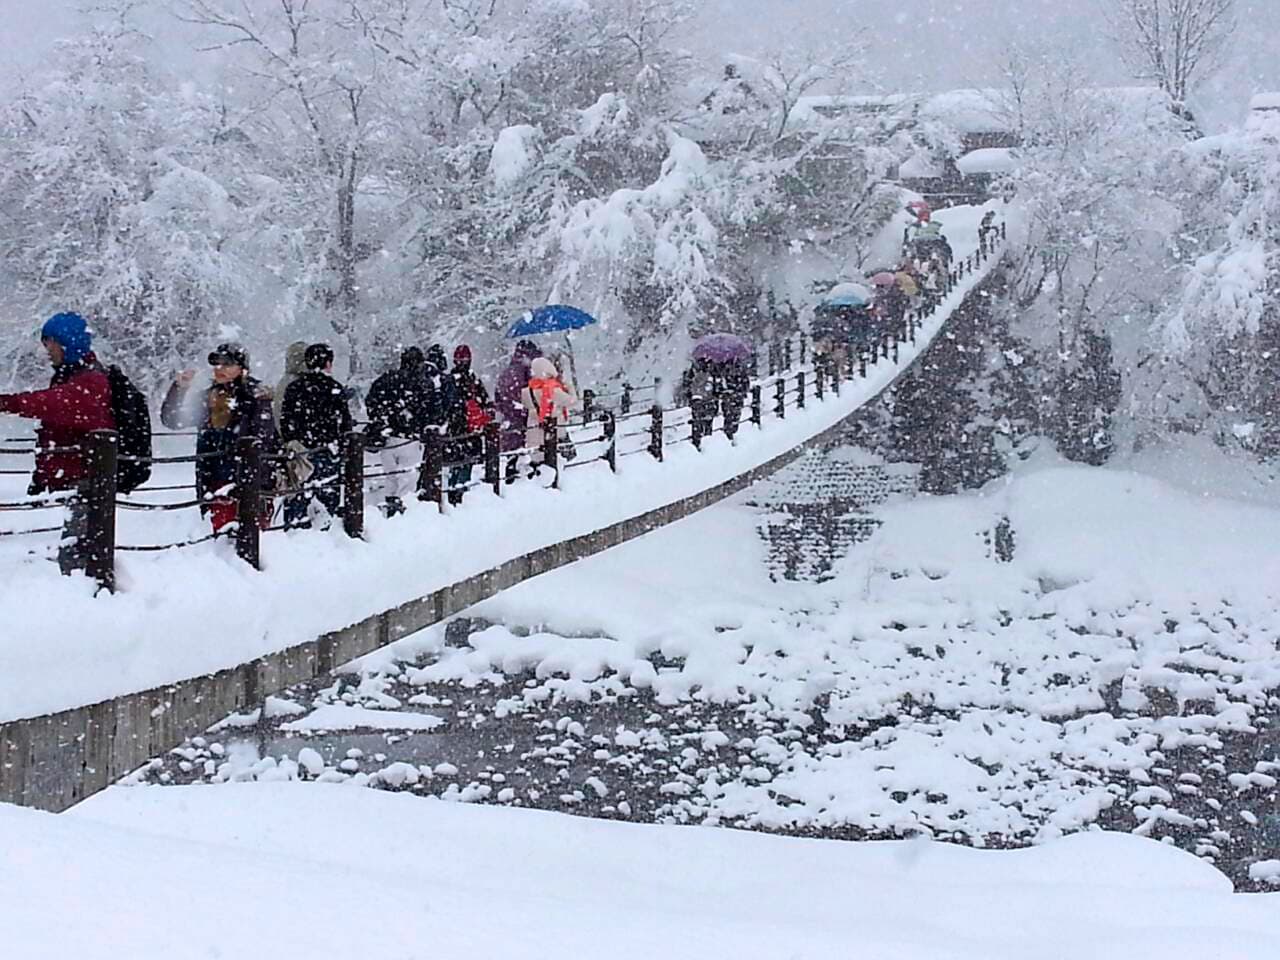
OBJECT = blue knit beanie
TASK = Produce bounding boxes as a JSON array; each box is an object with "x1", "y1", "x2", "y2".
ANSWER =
[{"x1": 41, "y1": 312, "x2": 92, "y2": 365}]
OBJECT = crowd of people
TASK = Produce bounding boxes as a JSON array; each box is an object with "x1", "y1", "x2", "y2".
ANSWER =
[
  {"x1": 812, "y1": 201, "x2": 956, "y2": 372},
  {"x1": 0, "y1": 316, "x2": 586, "y2": 565}
]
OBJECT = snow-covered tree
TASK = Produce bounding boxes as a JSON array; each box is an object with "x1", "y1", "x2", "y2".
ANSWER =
[
  {"x1": 179, "y1": 0, "x2": 430, "y2": 374},
  {"x1": 991, "y1": 47, "x2": 1191, "y2": 460},
  {"x1": 1160, "y1": 99, "x2": 1280, "y2": 453},
  {"x1": 0, "y1": 1, "x2": 243, "y2": 388},
  {"x1": 1103, "y1": 0, "x2": 1237, "y2": 117}
]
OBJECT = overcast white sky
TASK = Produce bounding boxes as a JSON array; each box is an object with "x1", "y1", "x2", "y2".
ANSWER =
[{"x1": 1, "y1": 0, "x2": 1277, "y2": 128}]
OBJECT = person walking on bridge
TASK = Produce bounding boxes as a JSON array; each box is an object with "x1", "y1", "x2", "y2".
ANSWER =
[
  {"x1": 0, "y1": 312, "x2": 115, "y2": 574},
  {"x1": 161, "y1": 343, "x2": 278, "y2": 534},
  {"x1": 366, "y1": 347, "x2": 434, "y2": 517},
  {"x1": 274, "y1": 340, "x2": 308, "y2": 424},
  {"x1": 445, "y1": 344, "x2": 491, "y2": 505},
  {"x1": 280, "y1": 343, "x2": 351, "y2": 529},
  {"x1": 495, "y1": 339, "x2": 541, "y2": 483},
  {"x1": 520, "y1": 356, "x2": 577, "y2": 475}
]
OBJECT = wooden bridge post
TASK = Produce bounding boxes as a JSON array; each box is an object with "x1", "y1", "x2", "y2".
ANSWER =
[
  {"x1": 621, "y1": 382, "x2": 632, "y2": 416},
  {"x1": 82, "y1": 429, "x2": 118, "y2": 592},
  {"x1": 796, "y1": 370, "x2": 806, "y2": 409},
  {"x1": 751, "y1": 384, "x2": 762, "y2": 426},
  {"x1": 483, "y1": 421, "x2": 501, "y2": 496},
  {"x1": 648, "y1": 405, "x2": 664, "y2": 461},
  {"x1": 691, "y1": 403, "x2": 705, "y2": 450},
  {"x1": 582, "y1": 389, "x2": 595, "y2": 426},
  {"x1": 815, "y1": 363, "x2": 824, "y2": 401},
  {"x1": 602, "y1": 411, "x2": 617, "y2": 472},
  {"x1": 543, "y1": 419, "x2": 559, "y2": 490},
  {"x1": 419, "y1": 429, "x2": 443, "y2": 511},
  {"x1": 774, "y1": 378, "x2": 786, "y2": 419},
  {"x1": 234, "y1": 437, "x2": 261, "y2": 570},
  {"x1": 783, "y1": 336, "x2": 792, "y2": 371},
  {"x1": 341, "y1": 430, "x2": 365, "y2": 540},
  {"x1": 768, "y1": 341, "x2": 777, "y2": 378},
  {"x1": 799, "y1": 334, "x2": 807, "y2": 365}
]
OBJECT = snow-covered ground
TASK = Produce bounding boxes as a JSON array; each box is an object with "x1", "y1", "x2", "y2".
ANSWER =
[
  {"x1": 0, "y1": 782, "x2": 1272, "y2": 960},
  {"x1": 0, "y1": 203, "x2": 1006, "y2": 722},
  {"x1": 126, "y1": 440, "x2": 1280, "y2": 889}
]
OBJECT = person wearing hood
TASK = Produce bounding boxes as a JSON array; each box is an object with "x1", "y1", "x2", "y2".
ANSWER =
[
  {"x1": 494, "y1": 339, "x2": 540, "y2": 482},
  {"x1": 274, "y1": 340, "x2": 308, "y2": 423},
  {"x1": 365, "y1": 347, "x2": 434, "y2": 516},
  {"x1": 425, "y1": 343, "x2": 460, "y2": 434},
  {"x1": 445, "y1": 344, "x2": 491, "y2": 505},
  {"x1": 161, "y1": 342, "x2": 278, "y2": 533},
  {"x1": 0, "y1": 312, "x2": 115, "y2": 574},
  {"x1": 520, "y1": 356, "x2": 577, "y2": 473},
  {"x1": 280, "y1": 343, "x2": 351, "y2": 528}
]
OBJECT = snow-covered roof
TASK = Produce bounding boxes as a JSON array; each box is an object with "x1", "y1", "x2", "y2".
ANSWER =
[
  {"x1": 788, "y1": 93, "x2": 914, "y2": 131},
  {"x1": 917, "y1": 89, "x2": 1009, "y2": 134},
  {"x1": 1250, "y1": 92, "x2": 1280, "y2": 112},
  {"x1": 899, "y1": 154, "x2": 946, "y2": 179},
  {"x1": 955, "y1": 147, "x2": 1018, "y2": 176}
]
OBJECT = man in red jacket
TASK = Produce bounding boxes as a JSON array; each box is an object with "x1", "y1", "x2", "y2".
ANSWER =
[{"x1": 0, "y1": 312, "x2": 115, "y2": 574}]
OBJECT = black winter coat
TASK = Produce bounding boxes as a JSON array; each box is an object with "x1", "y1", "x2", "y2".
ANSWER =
[
  {"x1": 366, "y1": 365, "x2": 437, "y2": 445},
  {"x1": 446, "y1": 366, "x2": 491, "y2": 460},
  {"x1": 281, "y1": 371, "x2": 352, "y2": 450},
  {"x1": 446, "y1": 367, "x2": 490, "y2": 437}
]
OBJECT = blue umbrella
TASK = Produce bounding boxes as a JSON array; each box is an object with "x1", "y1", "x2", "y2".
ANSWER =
[
  {"x1": 505, "y1": 304, "x2": 598, "y2": 338},
  {"x1": 819, "y1": 282, "x2": 873, "y2": 309}
]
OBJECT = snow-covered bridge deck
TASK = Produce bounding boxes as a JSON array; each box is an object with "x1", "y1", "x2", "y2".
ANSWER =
[{"x1": 0, "y1": 204, "x2": 1006, "y2": 811}]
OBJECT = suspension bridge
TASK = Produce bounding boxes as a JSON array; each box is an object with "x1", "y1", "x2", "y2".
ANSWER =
[{"x1": 0, "y1": 204, "x2": 1009, "y2": 811}]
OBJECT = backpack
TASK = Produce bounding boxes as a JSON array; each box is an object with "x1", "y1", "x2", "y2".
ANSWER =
[
  {"x1": 465, "y1": 397, "x2": 491, "y2": 432},
  {"x1": 106, "y1": 365, "x2": 152, "y2": 493}
]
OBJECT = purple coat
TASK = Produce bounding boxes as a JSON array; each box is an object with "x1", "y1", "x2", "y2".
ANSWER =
[{"x1": 494, "y1": 342, "x2": 541, "y2": 450}]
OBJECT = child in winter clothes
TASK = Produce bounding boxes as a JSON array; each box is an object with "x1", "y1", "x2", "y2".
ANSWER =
[{"x1": 520, "y1": 356, "x2": 577, "y2": 468}]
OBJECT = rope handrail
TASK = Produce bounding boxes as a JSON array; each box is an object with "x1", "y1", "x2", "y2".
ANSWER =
[
  {"x1": 563, "y1": 451, "x2": 609, "y2": 470},
  {"x1": 0, "y1": 497, "x2": 76, "y2": 512},
  {"x1": 117, "y1": 530, "x2": 227, "y2": 552},
  {"x1": 272, "y1": 475, "x2": 342, "y2": 498},
  {"x1": 362, "y1": 468, "x2": 418, "y2": 482},
  {"x1": 0, "y1": 524, "x2": 62, "y2": 538},
  {"x1": 116, "y1": 498, "x2": 206, "y2": 512}
]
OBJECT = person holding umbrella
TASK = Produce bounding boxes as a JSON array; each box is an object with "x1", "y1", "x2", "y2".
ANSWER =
[
  {"x1": 682, "y1": 333, "x2": 753, "y2": 442},
  {"x1": 495, "y1": 339, "x2": 542, "y2": 484},
  {"x1": 499, "y1": 304, "x2": 598, "y2": 481}
]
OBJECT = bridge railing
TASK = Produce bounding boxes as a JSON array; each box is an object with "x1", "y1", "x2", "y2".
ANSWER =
[{"x1": 0, "y1": 223, "x2": 1007, "y2": 592}]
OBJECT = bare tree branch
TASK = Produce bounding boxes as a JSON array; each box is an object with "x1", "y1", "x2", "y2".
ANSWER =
[{"x1": 1102, "y1": 0, "x2": 1236, "y2": 107}]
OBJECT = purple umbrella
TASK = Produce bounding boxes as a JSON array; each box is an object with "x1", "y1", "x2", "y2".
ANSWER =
[{"x1": 692, "y1": 332, "x2": 752, "y2": 363}]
